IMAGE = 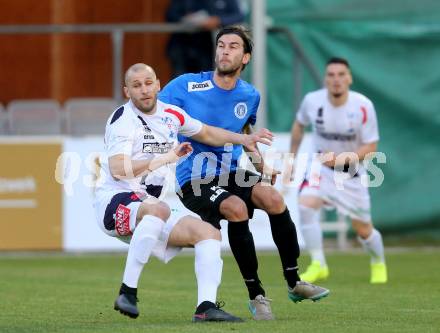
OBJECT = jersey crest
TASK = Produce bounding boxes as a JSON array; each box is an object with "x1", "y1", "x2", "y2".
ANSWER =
[{"x1": 234, "y1": 102, "x2": 248, "y2": 119}]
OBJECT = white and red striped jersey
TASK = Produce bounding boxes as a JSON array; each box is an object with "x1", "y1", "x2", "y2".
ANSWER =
[
  {"x1": 96, "y1": 99, "x2": 202, "y2": 198},
  {"x1": 296, "y1": 88, "x2": 379, "y2": 155}
]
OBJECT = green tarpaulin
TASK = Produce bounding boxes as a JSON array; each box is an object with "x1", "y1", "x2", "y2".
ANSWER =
[{"x1": 265, "y1": 0, "x2": 440, "y2": 232}]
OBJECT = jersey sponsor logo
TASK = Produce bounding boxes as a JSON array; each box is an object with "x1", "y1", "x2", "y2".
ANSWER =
[
  {"x1": 188, "y1": 80, "x2": 214, "y2": 92},
  {"x1": 143, "y1": 142, "x2": 173, "y2": 153},
  {"x1": 234, "y1": 102, "x2": 248, "y2": 119},
  {"x1": 114, "y1": 204, "x2": 132, "y2": 236},
  {"x1": 317, "y1": 130, "x2": 356, "y2": 142}
]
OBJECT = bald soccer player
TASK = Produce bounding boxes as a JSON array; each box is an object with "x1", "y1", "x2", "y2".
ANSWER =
[{"x1": 94, "y1": 63, "x2": 273, "y2": 322}]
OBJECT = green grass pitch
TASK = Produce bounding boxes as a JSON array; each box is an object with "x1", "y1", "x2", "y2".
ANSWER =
[{"x1": 0, "y1": 249, "x2": 439, "y2": 333}]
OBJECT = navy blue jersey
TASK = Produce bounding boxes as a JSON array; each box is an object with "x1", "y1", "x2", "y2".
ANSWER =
[{"x1": 159, "y1": 71, "x2": 259, "y2": 187}]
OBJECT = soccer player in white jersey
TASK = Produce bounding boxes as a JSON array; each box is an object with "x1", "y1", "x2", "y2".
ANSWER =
[
  {"x1": 94, "y1": 63, "x2": 274, "y2": 322},
  {"x1": 288, "y1": 57, "x2": 387, "y2": 284}
]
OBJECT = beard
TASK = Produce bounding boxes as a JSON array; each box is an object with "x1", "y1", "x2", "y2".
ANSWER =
[
  {"x1": 216, "y1": 62, "x2": 241, "y2": 76},
  {"x1": 332, "y1": 93, "x2": 343, "y2": 98},
  {"x1": 134, "y1": 96, "x2": 157, "y2": 114}
]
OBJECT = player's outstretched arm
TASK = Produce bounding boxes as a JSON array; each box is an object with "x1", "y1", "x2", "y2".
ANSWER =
[
  {"x1": 190, "y1": 124, "x2": 273, "y2": 150},
  {"x1": 108, "y1": 142, "x2": 193, "y2": 180}
]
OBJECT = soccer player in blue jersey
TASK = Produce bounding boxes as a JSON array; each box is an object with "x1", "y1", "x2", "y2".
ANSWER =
[{"x1": 159, "y1": 25, "x2": 330, "y2": 320}]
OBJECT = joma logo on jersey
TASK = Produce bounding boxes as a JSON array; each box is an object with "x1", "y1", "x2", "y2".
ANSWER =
[
  {"x1": 188, "y1": 80, "x2": 214, "y2": 92},
  {"x1": 193, "y1": 82, "x2": 209, "y2": 89}
]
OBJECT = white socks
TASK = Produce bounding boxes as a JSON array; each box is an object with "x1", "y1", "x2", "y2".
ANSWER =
[
  {"x1": 194, "y1": 239, "x2": 223, "y2": 306},
  {"x1": 122, "y1": 215, "x2": 164, "y2": 288},
  {"x1": 300, "y1": 205, "x2": 327, "y2": 267},
  {"x1": 358, "y1": 228, "x2": 386, "y2": 264},
  {"x1": 300, "y1": 204, "x2": 385, "y2": 266}
]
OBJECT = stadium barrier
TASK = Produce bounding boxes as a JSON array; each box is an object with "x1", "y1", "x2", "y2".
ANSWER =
[{"x1": 0, "y1": 134, "x2": 350, "y2": 251}]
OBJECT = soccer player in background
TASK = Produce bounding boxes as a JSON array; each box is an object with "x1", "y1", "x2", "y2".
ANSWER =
[
  {"x1": 288, "y1": 57, "x2": 387, "y2": 284},
  {"x1": 159, "y1": 25, "x2": 330, "y2": 321},
  {"x1": 94, "y1": 63, "x2": 273, "y2": 322}
]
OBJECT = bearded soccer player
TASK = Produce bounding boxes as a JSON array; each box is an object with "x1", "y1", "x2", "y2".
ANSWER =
[
  {"x1": 94, "y1": 63, "x2": 273, "y2": 322},
  {"x1": 159, "y1": 25, "x2": 330, "y2": 321}
]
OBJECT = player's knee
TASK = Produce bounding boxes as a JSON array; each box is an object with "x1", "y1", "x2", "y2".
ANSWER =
[
  {"x1": 139, "y1": 201, "x2": 170, "y2": 221},
  {"x1": 195, "y1": 222, "x2": 221, "y2": 242},
  {"x1": 352, "y1": 220, "x2": 372, "y2": 239},
  {"x1": 264, "y1": 190, "x2": 285, "y2": 214},
  {"x1": 220, "y1": 197, "x2": 248, "y2": 221},
  {"x1": 152, "y1": 202, "x2": 171, "y2": 220},
  {"x1": 298, "y1": 195, "x2": 323, "y2": 210}
]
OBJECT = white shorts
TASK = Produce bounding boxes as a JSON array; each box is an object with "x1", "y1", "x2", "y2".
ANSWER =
[
  {"x1": 94, "y1": 190, "x2": 183, "y2": 263},
  {"x1": 300, "y1": 165, "x2": 372, "y2": 222}
]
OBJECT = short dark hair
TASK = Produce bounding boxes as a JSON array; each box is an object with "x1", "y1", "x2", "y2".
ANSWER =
[
  {"x1": 327, "y1": 57, "x2": 350, "y2": 69},
  {"x1": 215, "y1": 25, "x2": 253, "y2": 55}
]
